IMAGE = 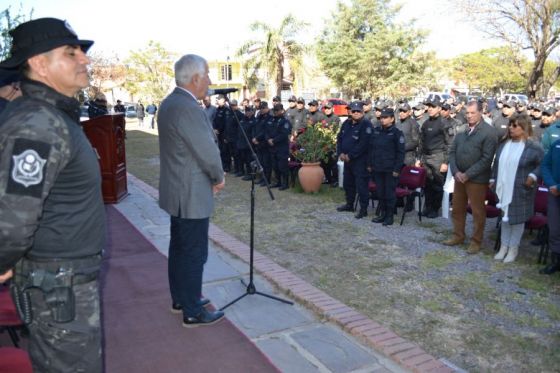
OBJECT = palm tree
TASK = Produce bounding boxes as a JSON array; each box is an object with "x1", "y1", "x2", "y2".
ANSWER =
[{"x1": 237, "y1": 14, "x2": 309, "y2": 97}]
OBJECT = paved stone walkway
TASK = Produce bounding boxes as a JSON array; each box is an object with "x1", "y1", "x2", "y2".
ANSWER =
[{"x1": 117, "y1": 169, "x2": 459, "y2": 373}]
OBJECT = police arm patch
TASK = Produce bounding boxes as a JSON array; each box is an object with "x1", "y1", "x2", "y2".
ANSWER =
[{"x1": 6, "y1": 139, "x2": 51, "y2": 198}]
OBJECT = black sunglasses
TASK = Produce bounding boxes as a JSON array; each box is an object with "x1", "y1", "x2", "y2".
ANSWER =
[
  {"x1": 508, "y1": 123, "x2": 519, "y2": 128},
  {"x1": 351, "y1": 110, "x2": 362, "y2": 113}
]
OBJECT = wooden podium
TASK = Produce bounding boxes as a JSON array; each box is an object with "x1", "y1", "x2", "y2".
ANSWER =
[{"x1": 82, "y1": 114, "x2": 128, "y2": 203}]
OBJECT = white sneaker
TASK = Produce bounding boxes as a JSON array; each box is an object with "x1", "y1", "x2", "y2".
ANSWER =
[
  {"x1": 503, "y1": 246, "x2": 518, "y2": 263},
  {"x1": 494, "y1": 245, "x2": 508, "y2": 260}
]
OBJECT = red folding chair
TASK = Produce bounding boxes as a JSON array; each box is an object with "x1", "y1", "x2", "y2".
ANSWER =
[
  {"x1": 395, "y1": 166, "x2": 426, "y2": 225},
  {"x1": 0, "y1": 347, "x2": 33, "y2": 373},
  {"x1": 0, "y1": 286, "x2": 24, "y2": 347},
  {"x1": 526, "y1": 186, "x2": 549, "y2": 264}
]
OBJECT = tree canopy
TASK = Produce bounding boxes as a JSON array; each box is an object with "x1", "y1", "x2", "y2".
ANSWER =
[
  {"x1": 237, "y1": 14, "x2": 308, "y2": 97},
  {"x1": 458, "y1": 0, "x2": 559, "y2": 98},
  {"x1": 123, "y1": 41, "x2": 175, "y2": 103},
  {"x1": 316, "y1": 0, "x2": 434, "y2": 98},
  {"x1": 0, "y1": 4, "x2": 33, "y2": 61}
]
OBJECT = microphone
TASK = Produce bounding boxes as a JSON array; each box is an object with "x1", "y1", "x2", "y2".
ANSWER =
[{"x1": 207, "y1": 88, "x2": 238, "y2": 95}]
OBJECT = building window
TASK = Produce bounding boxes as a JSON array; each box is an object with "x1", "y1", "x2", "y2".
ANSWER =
[{"x1": 221, "y1": 64, "x2": 232, "y2": 81}]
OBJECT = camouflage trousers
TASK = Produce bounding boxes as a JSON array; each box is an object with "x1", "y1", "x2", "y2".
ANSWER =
[{"x1": 14, "y1": 256, "x2": 102, "y2": 373}]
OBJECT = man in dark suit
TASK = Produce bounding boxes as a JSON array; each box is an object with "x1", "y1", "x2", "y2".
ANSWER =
[{"x1": 158, "y1": 54, "x2": 225, "y2": 327}]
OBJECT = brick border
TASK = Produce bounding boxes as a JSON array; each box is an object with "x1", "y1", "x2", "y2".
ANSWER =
[{"x1": 126, "y1": 173, "x2": 455, "y2": 373}]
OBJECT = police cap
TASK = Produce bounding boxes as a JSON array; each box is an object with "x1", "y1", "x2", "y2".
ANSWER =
[
  {"x1": 245, "y1": 105, "x2": 255, "y2": 112},
  {"x1": 297, "y1": 97, "x2": 305, "y2": 104},
  {"x1": 441, "y1": 103, "x2": 451, "y2": 110},
  {"x1": 288, "y1": 95, "x2": 297, "y2": 102},
  {"x1": 348, "y1": 101, "x2": 364, "y2": 112},
  {"x1": 323, "y1": 101, "x2": 333, "y2": 109},
  {"x1": 273, "y1": 103, "x2": 284, "y2": 111},
  {"x1": 363, "y1": 98, "x2": 372, "y2": 105},
  {"x1": 503, "y1": 100, "x2": 517, "y2": 108},
  {"x1": 532, "y1": 103, "x2": 543, "y2": 112},
  {"x1": 425, "y1": 97, "x2": 442, "y2": 107},
  {"x1": 0, "y1": 69, "x2": 20, "y2": 86},
  {"x1": 272, "y1": 95, "x2": 281, "y2": 102},
  {"x1": 380, "y1": 107, "x2": 395, "y2": 118},
  {"x1": 0, "y1": 18, "x2": 94, "y2": 68},
  {"x1": 399, "y1": 103, "x2": 411, "y2": 111},
  {"x1": 542, "y1": 105, "x2": 555, "y2": 115},
  {"x1": 230, "y1": 99, "x2": 238, "y2": 106},
  {"x1": 412, "y1": 103, "x2": 425, "y2": 110},
  {"x1": 374, "y1": 100, "x2": 387, "y2": 110},
  {"x1": 259, "y1": 101, "x2": 268, "y2": 109},
  {"x1": 308, "y1": 100, "x2": 318, "y2": 106}
]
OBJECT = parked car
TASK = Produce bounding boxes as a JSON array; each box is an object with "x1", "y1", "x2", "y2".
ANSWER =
[
  {"x1": 425, "y1": 92, "x2": 451, "y2": 103},
  {"x1": 502, "y1": 93, "x2": 529, "y2": 105},
  {"x1": 80, "y1": 105, "x2": 89, "y2": 121},
  {"x1": 125, "y1": 105, "x2": 137, "y2": 118},
  {"x1": 321, "y1": 98, "x2": 348, "y2": 117}
]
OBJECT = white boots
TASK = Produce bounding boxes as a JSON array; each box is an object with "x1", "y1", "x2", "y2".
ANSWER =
[
  {"x1": 503, "y1": 246, "x2": 518, "y2": 263},
  {"x1": 494, "y1": 245, "x2": 518, "y2": 263},
  {"x1": 494, "y1": 245, "x2": 508, "y2": 260}
]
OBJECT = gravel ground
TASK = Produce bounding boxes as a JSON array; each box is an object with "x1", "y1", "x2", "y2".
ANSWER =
[{"x1": 124, "y1": 127, "x2": 560, "y2": 373}]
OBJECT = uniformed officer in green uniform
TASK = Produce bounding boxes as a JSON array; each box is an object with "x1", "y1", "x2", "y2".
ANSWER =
[{"x1": 0, "y1": 18, "x2": 105, "y2": 372}]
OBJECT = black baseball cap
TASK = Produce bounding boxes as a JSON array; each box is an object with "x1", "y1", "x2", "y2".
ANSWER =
[
  {"x1": 348, "y1": 101, "x2": 364, "y2": 112},
  {"x1": 399, "y1": 103, "x2": 411, "y2": 111},
  {"x1": 297, "y1": 96, "x2": 305, "y2": 104},
  {"x1": 308, "y1": 100, "x2": 318, "y2": 106},
  {"x1": 380, "y1": 108, "x2": 395, "y2": 118},
  {"x1": 0, "y1": 18, "x2": 93, "y2": 68},
  {"x1": 288, "y1": 95, "x2": 297, "y2": 102},
  {"x1": 272, "y1": 95, "x2": 281, "y2": 102},
  {"x1": 273, "y1": 103, "x2": 284, "y2": 111}
]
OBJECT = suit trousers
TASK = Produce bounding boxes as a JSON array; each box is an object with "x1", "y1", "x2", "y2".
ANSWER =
[
  {"x1": 548, "y1": 194, "x2": 560, "y2": 254},
  {"x1": 168, "y1": 216, "x2": 209, "y2": 317},
  {"x1": 451, "y1": 181, "x2": 488, "y2": 245}
]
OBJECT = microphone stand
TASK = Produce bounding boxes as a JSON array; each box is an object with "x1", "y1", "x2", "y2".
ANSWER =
[{"x1": 218, "y1": 94, "x2": 293, "y2": 311}]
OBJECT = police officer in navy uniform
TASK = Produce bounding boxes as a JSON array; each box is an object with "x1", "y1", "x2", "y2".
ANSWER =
[
  {"x1": 238, "y1": 105, "x2": 256, "y2": 180},
  {"x1": 368, "y1": 108, "x2": 405, "y2": 225},
  {"x1": 267, "y1": 103, "x2": 292, "y2": 190},
  {"x1": 252, "y1": 101, "x2": 273, "y2": 186},
  {"x1": 224, "y1": 99, "x2": 244, "y2": 176},
  {"x1": 417, "y1": 97, "x2": 452, "y2": 218},
  {"x1": 0, "y1": 18, "x2": 105, "y2": 372},
  {"x1": 336, "y1": 101, "x2": 373, "y2": 218},
  {"x1": 213, "y1": 94, "x2": 229, "y2": 170}
]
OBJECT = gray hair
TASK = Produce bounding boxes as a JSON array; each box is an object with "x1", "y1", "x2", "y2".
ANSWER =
[{"x1": 174, "y1": 54, "x2": 207, "y2": 86}]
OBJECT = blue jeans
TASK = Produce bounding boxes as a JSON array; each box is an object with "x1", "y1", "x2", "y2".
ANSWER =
[{"x1": 168, "y1": 216, "x2": 209, "y2": 317}]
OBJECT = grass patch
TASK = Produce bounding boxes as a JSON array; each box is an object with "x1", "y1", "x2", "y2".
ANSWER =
[{"x1": 421, "y1": 250, "x2": 461, "y2": 270}]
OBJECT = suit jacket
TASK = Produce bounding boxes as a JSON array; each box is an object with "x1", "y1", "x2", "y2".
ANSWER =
[
  {"x1": 491, "y1": 139, "x2": 544, "y2": 225},
  {"x1": 158, "y1": 87, "x2": 224, "y2": 219}
]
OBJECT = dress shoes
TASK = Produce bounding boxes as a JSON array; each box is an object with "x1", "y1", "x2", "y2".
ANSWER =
[
  {"x1": 183, "y1": 309, "x2": 225, "y2": 328},
  {"x1": 336, "y1": 204, "x2": 354, "y2": 212},
  {"x1": 442, "y1": 237, "x2": 464, "y2": 246},
  {"x1": 466, "y1": 243, "x2": 482, "y2": 255},
  {"x1": 371, "y1": 214, "x2": 385, "y2": 223},
  {"x1": 171, "y1": 298, "x2": 211, "y2": 314},
  {"x1": 242, "y1": 175, "x2": 253, "y2": 181},
  {"x1": 355, "y1": 210, "x2": 367, "y2": 219},
  {"x1": 539, "y1": 262, "x2": 560, "y2": 275}
]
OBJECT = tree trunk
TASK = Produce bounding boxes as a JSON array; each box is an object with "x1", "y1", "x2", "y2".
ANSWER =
[{"x1": 526, "y1": 54, "x2": 547, "y2": 99}]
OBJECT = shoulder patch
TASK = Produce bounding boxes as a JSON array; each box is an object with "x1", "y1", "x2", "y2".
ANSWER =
[
  {"x1": 366, "y1": 127, "x2": 372, "y2": 134},
  {"x1": 399, "y1": 136, "x2": 405, "y2": 143},
  {"x1": 284, "y1": 122, "x2": 290, "y2": 129},
  {"x1": 6, "y1": 138, "x2": 51, "y2": 198}
]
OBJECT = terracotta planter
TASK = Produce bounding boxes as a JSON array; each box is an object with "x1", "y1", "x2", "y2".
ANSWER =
[{"x1": 298, "y1": 162, "x2": 324, "y2": 193}]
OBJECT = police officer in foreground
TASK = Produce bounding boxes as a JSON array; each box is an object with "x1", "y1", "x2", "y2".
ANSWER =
[
  {"x1": 267, "y1": 103, "x2": 292, "y2": 190},
  {"x1": 417, "y1": 97, "x2": 451, "y2": 218},
  {"x1": 252, "y1": 101, "x2": 272, "y2": 186},
  {"x1": 237, "y1": 105, "x2": 257, "y2": 180},
  {"x1": 291, "y1": 96, "x2": 308, "y2": 136},
  {"x1": 0, "y1": 18, "x2": 105, "y2": 372},
  {"x1": 368, "y1": 108, "x2": 405, "y2": 225},
  {"x1": 336, "y1": 101, "x2": 372, "y2": 219}
]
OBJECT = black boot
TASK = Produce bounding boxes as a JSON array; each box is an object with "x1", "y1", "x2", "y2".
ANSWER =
[
  {"x1": 540, "y1": 253, "x2": 560, "y2": 275},
  {"x1": 279, "y1": 173, "x2": 289, "y2": 190},
  {"x1": 383, "y1": 214, "x2": 393, "y2": 225},
  {"x1": 372, "y1": 210, "x2": 386, "y2": 223},
  {"x1": 355, "y1": 209, "x2": 368, "y2": 219},
  {"x1": 337, "y1": 204, "x2": 354, "y2": 212},
  {"x1": 405, "y1": 196, "x2": 414, "y2": 212}
]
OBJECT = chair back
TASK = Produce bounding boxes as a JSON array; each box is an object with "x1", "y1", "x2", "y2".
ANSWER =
[
  {"x1": 486, "y1": 188, "x2": 498, "y2": 207},
  {"x1": 399, "y1": 166, "x2": 426, "y2": 190},
  {"x1": 534, "y1": 186, "x2": 548, "y2": 215}
]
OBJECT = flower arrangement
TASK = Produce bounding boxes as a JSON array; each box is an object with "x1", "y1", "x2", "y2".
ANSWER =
[{"x1": 292, "y1": 121, "x2": 338, "y2": 163}]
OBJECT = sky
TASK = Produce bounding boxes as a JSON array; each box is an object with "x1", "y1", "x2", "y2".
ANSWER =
[{"x1": 4, "y1": 0, "x2": 501, "y2": 60}]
